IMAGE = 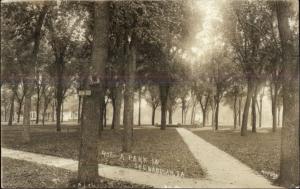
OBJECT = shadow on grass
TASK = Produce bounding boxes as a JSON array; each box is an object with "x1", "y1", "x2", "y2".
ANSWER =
[{"x1": 2, "y1": 128, "x2": 204, "y2": 179}]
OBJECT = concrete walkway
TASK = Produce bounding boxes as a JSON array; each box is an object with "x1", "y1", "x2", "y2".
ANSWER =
[
  {"x1": 176, "y1": 128, "x2": 278, "y2": 188},
  {"x1": 2, "y1": 148, "x2": 234, "y2": 188}
]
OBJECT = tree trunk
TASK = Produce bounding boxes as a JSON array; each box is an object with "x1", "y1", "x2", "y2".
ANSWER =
[
  {"x1": 159, "y1": 85, "x2": 169, "y2": 130},
  {"x1": 51, "y1": 101, "x2": 55, "y2": 122},
  {"x1": 103, "y1": 102, "x2": 107, "y2": 127},
  {"x1": 233, "y1": 95, "x2": 237, "y2": 129},
  {"x1": 112, "y1": 86, "x2": 122, "y2": 129},
  {"x1": 251, "y1": 92, "x2": 257, "y2": 133},
  {"x1": 238, "y1": 96, "x2": 242, "y2": 127},
  {"x1": 42, "y1": 103, "x2": 47, "y2": 126},
  {"x1": 22, "y1": 93, "x2": 31, "y2": 143},
  {"x1": 259, "y1": 96, "x2": 262, "y2": 128},
  {"x1": 272, "y1": 84, "x2": 278, "y2": 132},
  {"x1": 61, "y1": 101, "x2": 64, "y2": 122},
  {"x1": 78, "y1": 1, "x2": 108, "y2": 183},
  {"x1": 277, "y1": 105, "x2": 281, "y2": 127},
  {"x1": 168, "y1": 108, "x2": 173, "y2": 125},
  {"x1": 151, "y1": 106, "x2": 156, "y2": 125},
  {"x1": 35, "y1": 87, "x2": 41, "y2": 124},
  {"x1": 122, "y1": 40, "x2": 136, "y2": 152},
  {"x1": 211, "y1": 98, "x2": 215, "y2": 130},
  {"x1": 78, "y1": 87, "x2": 101, "y2": 183},
  {"x1": 17, "y1": 100, "x2": 23, "y2": 123},
  {"x1": 181, "y1": 100, "x2": 184, "y2": 124},
  {"x1": 56, "y1": 95, "x2": 62, "y2": 132},
  {"x1": 99, "y1": 97, "x2": 105, "y2": 135},
  {"x1": 241, "y1": 80, "x2": 255, "y2": 136},
  {"x1": 276, "y1": 2, "x2": 300, "y2": 186},
  {"x1": 138, "y1": 87, "x2": 141, "y2": 126},
  {"x1": 8, "y1": 92, "x2": 15, "y2": 126},
  {"x1": 202, "y1": 110, "x2": 206, "y2": 127},
  {"x1": 190, "y1": 101, "x2": 196, "y2": 125},
  {"x1": 215, "y1": 98, "x2": 220, "y2": 130},
  {"x1": 78, "y1": 96, "x2": 81, "y2": 124},
  {"x1": 111, "y1": 98, "x2": 116, "y2": 129}
]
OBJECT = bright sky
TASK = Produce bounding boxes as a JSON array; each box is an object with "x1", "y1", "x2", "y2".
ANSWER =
[{"x1": 187, "y1": 0, "x2": 223, "y2": 64}]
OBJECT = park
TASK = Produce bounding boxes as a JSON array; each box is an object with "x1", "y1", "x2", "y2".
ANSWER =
[{"x1": 1, "y1": 0, "x2": 299, "y2": 188}]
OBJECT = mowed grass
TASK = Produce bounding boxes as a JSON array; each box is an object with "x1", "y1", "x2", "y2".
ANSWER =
[
  {"x1": 1, "y1": 157, "x2": 150, "y2": 188},
  {"x1": 1, "y1": 128, "x2": 204, "y2": 178},
  {"x1": 192, "y1": 127, "x2": 281, "y2": 181}
]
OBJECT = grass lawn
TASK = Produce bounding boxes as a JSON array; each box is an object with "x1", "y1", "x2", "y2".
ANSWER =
[
  {"x1": 1, "y1": 157, "x2": 150, "y2": 188},
  {"x1": 1, "y1": 128, "x2": 204, "y2": 179},
  {"x1": 192, "y1": 127, "x2": 281, "y2": 182}
]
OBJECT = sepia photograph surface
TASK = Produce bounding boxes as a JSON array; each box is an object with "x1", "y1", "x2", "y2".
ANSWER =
[{"x1": 1, "y1": 0, "x2": 299, "y2": 188}]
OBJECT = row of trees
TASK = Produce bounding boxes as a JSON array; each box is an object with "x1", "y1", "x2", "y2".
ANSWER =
[{"x1": 1, "y1": 0, "x2": 298, "y2": 187}]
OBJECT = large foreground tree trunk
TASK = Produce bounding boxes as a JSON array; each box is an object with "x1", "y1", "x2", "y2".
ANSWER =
[
  {"x1": 78, "y1": 1, "x2": 108, "y2": 183},
  {"x1": 275, "y1": 2, "x2": 300, "y2": 187},
  {"x1": 78, "y1": 86, "x2": 101, "y2": 183},
  {"x1": 122, "y1": 40, "x2": 136, "y2": 152},
  {"x1": 241, "y1": 80, "x2": 255, "y2": 136}
]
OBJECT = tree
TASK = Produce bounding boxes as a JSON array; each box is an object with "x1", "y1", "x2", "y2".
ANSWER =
[
  {"x1": 223, "y1": 0, "x2": 274, "y2": 136},
  {"x1": 45, "y1": 2, "x2": 83, "y2": 131},
  {"x1": 145, "y1": 85, "x2": 160, "y2": 125},
  {"x1": 272, "y1": 0, "x2": 299, "y2": 186},
  {"x1": 78, "y1": 1, "x2": 109, "y2": 183}
]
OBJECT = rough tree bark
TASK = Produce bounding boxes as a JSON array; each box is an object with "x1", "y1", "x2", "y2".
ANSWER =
[
  {"x1": 122, "y1": 36, "x2": 136, "y2": 152},
  {"x1": 275, "y1": 1, "x2": 299, "y2": 186},
  {"x1": 78, "y1": 1, "x2": 108, "y2": 183},
  {"x1": 241, "y1": 80, "x2": 255, "y2": 136}
]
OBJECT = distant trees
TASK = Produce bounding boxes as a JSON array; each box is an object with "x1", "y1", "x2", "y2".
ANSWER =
[
  {"x1": 145, "y1": 85, "x2": 160, "y2": 125},
  {"x1": 223, "y1": 1, "x2": 275, "y2": 135}
]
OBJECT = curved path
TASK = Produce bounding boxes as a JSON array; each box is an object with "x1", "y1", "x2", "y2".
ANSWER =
[{"x1": 176, "y1": 128, "x2": 279, "y2": 188}]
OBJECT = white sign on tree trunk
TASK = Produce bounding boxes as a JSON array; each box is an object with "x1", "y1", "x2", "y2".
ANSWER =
[{"x1": 78, "y1": 90, "x2": 91, "y2": 96}]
